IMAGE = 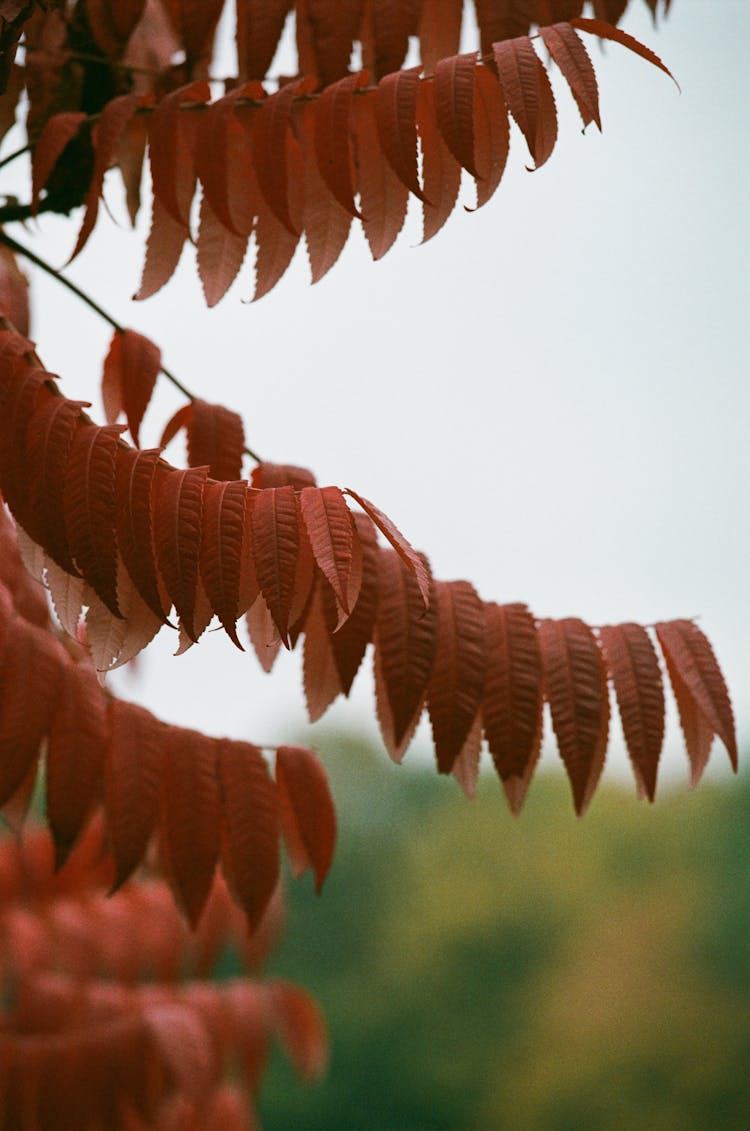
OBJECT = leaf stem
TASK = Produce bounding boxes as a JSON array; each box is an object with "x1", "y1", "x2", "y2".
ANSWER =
[{"x1": 0, "y1": 230, "x2": 263, "y2": 463}]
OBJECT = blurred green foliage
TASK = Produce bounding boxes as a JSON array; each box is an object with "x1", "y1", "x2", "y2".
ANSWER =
[{"x1": 259, "y1": 735, "x2": 750, "y2": 1131}]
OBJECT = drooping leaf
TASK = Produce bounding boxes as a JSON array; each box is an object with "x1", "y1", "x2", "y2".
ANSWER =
[
  {"x1": 375, "y1": 65, "x2": 425, "y2": 201},
  {"x1": 302, "y1": 584, "x2": 343, "y2": 722},
  {"x1": 31, "y1": 111, "x2": 87, "y2": 214},
  {"x1": 160, "y1": 726, "x2": 221, "y2": 927},
  {"x1": 250, "y1": 485, "x2": 299, "y2": 643},
  {"x1": 540, "y1": 22, "x2": 601, "y2": 130},
  {"x1": 200, "y1": 479, "x2": 250, "y2": 649},
  {"x1": 276, "y1": 745, "x2": 336, "y2": 891},
  {"x1": 245, "y1": 592, "x2": 283, "y2": 672},
  {"x1": 101, "y1": 328, "x2": 161, "y2": 447},
  {"x1": 299, "y1": 485, "x2": 356, "y2": 615},
  {"x1": 217, "y1": 739, "x2": 280, "y2": 930},
  {"x1": 352, "y1": 88, "x2": 409, "y2": 261},
  {"x1": 63, "y1": 422, "x2": 124, "y2": 616},
  {"x1": 434, "y1": 52, "x2": 478, "y2": 177},
  {"x1": 196, "y1": 195, "x2": 250, "y2": 308},
  {"x1": 323, "y1": 511, "x2": 379, "y2": 693},
  {"x1": 427, "y1": 579, "x2": 487, "y2": 773},
  {"x1": 296, "y1": 99, "x2": 353, "y2": 285},
  {"x1": 148, "y1": 81, "x2": 209, "y2": 228},
  {"x1": 0, "y1": 243, "x2": 29, "y2": 337},
  {"x1": 153, "y1": 464, "x2": 209, "y2": 640},
  {"x1": 482, "y1": 601, "x2": 543, "y2": 802},
  {"x1": 361, "y1": 0, "x2": 420, "y2": 80},
  {"x1": 253, "y1": 78, "x2": 314, "y2": 236},
  {"x1": 135, "y1": 194, "x2": 189, "y2": 300},
  {"x1": 345, "y1": 488, "x2": 430, "y2": 607},
  {"x1": 25, "y1": 395, "x2": 87, "y2": 575},
  {"x1": 474, "y1": 0, "x2": 535, "y2": 54},
  {"x1": 655, "y1": 619, "x2": 738, "y2": 779},
  {"x1": 571, "y1": 16, "x2": 679, "y2": 88},
  {"x1": 313, "y1": 70, "x2": 369, "y2": 218},
  {"x1": 539, "y1": 616, "x2": 609, "y2": 815},
  {"x1": 493, "y1": 35, "x2": 558, "y2": 169},
  {"x1": 374, "y1": 548, "x2": 436, "y2": 760},
  {"x1": 104, "y1": 699, "x2": 165, "y2": 890},
  {"x1": 470, "y1": 64, "x2": 510, "y2": 209},
  {"x1": 195, "y1": 83, "x2": 263, "y2": 236},
  {"x1": 416, "y1": 77, "x2": 462, "y2": 242},
  {"x1": 419, "y1": 0, "x2": 463, "y2": 73},
  {"x1": 598, "y1": 622, "x2": 665, "y2": 800},
  {"x1": 114, "y1": 446, "x2": 167, "y2": 621},
  {"x1": 236, "y1": 0, "x2": 294, "y2": 81}
]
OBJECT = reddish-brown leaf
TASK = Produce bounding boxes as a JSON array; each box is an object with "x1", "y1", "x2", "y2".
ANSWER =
[
  {"x1": 295, "y1": 0, "x2": 362, "y2": 86},
  {"x1": 471, "y1": 64, "x2": 510, "y2": 209},
  {"x1": 236, "y1": 0, "x2": 293, "y2": 81},
  {"x1": 598, "y1": 622, "x2": 665, "y2": 800},
  {"x1": 189, "y1": 399, "x2": 246, "y2": 482},
  {"x1": 0, "y1": 619, "x2": 64, "y2": 806},
  {"x1": 160, "y1": 726, "x2": 221, "y2": 927},
  {"x1": 0, "y1": 363, "x2": 50, "y2": 533},
  {"x1": 266, "y1": 980, "x2": 328, "y2": 1080},
  {"x1": 86, "y1": 0, "x2": 146, "y2": 56},
  {"x1": 314, "y1": 70, "x2": 369, "y2": 218},
  {"x1": 251, "y1": 123, "x2": 306, "y2": 301},
  {"x1": 324, "y1": 511, "x2": 379, "y2": 693},
  {"x1": 45, "y1": 662, "x2": 109, "y2": 868},
  {"x1": 299, "y1": 486, "x2": 355, "y2": 615},
  {"x1": 118, "y1": 110, "x2": 148, "y2": 226},
  {"x1": 302, "y1": 584, "x2": 342, "y2": 721},
  {"x1": 197, "y1": 195, "x2": 250, "y2": 308},
  {"x1": 362, "y1": 0, "x2": 420, "y2": 80},
  {"x1": 492, "y1": 35, "x2": 539, "y2": 158},
  {"x1": 571, "y1": 16, "x2": 679, "y2": 88},
  {"x1": 655, "y1": 620, "x2": 737, "y2": 776},
  {"x1": 135, "y1": 194, "x2": 189, "y2": 300},
  {"x1": 540, "y1": 22, "x2": 601, "y2": 130},
  {"x1": 474, "y1": 0, "x2": 535, "y2": 53},
  {"x1": 375, "y1": 65, "x2": 425, "y2": 201},
  {"x1": 71, "y1": 93, "x2": 144, "y2": 262},
  {"x1": 163, "y1": 0, "x2": 225, "y2": 64},
  {"x1": 101, "y1": 328, "x2": 161, "y2": 447},
  {"x1": 374, "y1": 548, "x2": 436, "y2": 760},
  {"x1": 217, "y1": 738, "x2": 280, "y2": 929},
  {"x1": 200, "y1": 479, "x2": 249, "y2": 649},
  {"x1": 148, "y1": 81, "x2": 209, "y2": 228},
  {"x1": 419, "y1": 0, "x2": 463, "y2": 73},
  {"x1": 296, "y1": 99, "x2": 353, "y2": 285},
  {"x1": 530, "y1": 51, "x2": 558, "y2": 169},
  {"x1": 482, "y1": 602, "x2": 543, "y2": 797},
  {"x1": 434, "y1": 52, "x2": 478, "y2": 177},
  {"x1": 427, "y1": 580, "x2": 486, "y2": 773},
  {"x1": 0, "y1": 243, "x2": 29, "y2": 337},
  {"x1": 276, "y1": 745, "x2": 336, "y2": 891},
  {"x1": 417, "y1": 78, "x2": 462, "y2": 242},
  {"x1": 352, "y1": 88, "x2": 409, "y2": 261},
  {"x1": 31, "y1": 111, "x2": 87, "y2": 214},
  {"x1": 344, "y1": 488, "x2": 430, "y2": 608},
  {"x1": 253, "y1": 79, "x2": 314, "y2": 235},
  {"x1": 250, "y1": 485, "x2": 299, "y2": 643},
  {"x1": 63, "y1": 422, "x2": 124, "y2": 616},
  {"x1": 153, "y1": 464, "x2": 208, "y2": 640},
  {"x1": 539, "y1": 617, "x2": 609, "y2": 815},
  {"x1": 114, "y1": 447, "x2": 167, "y2": 621},
  {"x1": 451, "y1": 710, "x2": 483, "y2": 800},
  {"x1": 104, "y1": 700, "x2": 165, "y2": 889},
  {"x1": 195, "y1": 84, "x2": 263, "y2": 236},
  {"x1": 25, "y1": 395, "x2": 87, "y2": 575},
  {"x1": 251, "y1": 462, "x2": 317, "y2": 490},
  {"x1": 246, "y1": 593, "x2": 283, "y2": 672}
]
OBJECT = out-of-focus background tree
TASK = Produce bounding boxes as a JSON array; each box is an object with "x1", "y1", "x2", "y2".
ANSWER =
[{"x1": 251, "y1": 735, "x2": 750, "y2": 1131}]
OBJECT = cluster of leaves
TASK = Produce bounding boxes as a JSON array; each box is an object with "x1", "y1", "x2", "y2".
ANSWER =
[
  {"x1": 3, "y1": 2, "x2": 673, "y2": 302},
  {"x1": 0, "y1": 483, "x2": 337, "y2": 929},
  {"x1": 0, "y1": 818, "x2": 326, "y2": 1130},
  {"x1": 0, "y1": 325, "x2": 737, "y2": 826}
]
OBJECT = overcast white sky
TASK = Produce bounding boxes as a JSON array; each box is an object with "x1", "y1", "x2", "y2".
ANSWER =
[{"x1": 9, "y1": 0, "x2": 749, "y2": 798}]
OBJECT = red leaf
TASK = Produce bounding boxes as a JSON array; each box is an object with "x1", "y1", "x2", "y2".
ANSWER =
[
  {"x1": 434, "y1": 52, "x2": 478, "y2": 176},
  {"x1": 352, "y1": 88, "x2": 409, "y2": 261},
  {"x1": 276, "y1": 745, "x2": 336, "y2": 892},
  {"x1": 31, "y1": 111, "x2": 87, "y2": 214},
  {"x1": 195, "y1": 84, "x2": 263, "y2": 236},
  {"x1": 416, "y1": 78, "x2": 461, "y2": 243},
  {"x1": 0, "y1": 619, "x2": 64, "y2": 806},
  {"x1": 314, "y1": 70, "x2": 369, "y2": 219},
  {"x1": 188, "y1": 399, "x2": 246, "y2": 482},
  {"x1": 302, "y1": 584, "x2": 343, "y2": 722},
  {"x1": 71, "y1": 94, "x2": 144, "y2": 262},
  {"x1": 63, "y1": 422, "x2": 124, "y2": 616},
  {"x1": 471, "y1": 65, "x2": 510, "y2": 210},
  {"x1": 345, "y1": 487, "x2": 430, "y2": 607},
  {"x1": 419, "y1": 0, "x2": 463, "y2": 74},
  {"x1": 427, "y1": 580, "x2": 486, "y2": 773},
  {"x1": 482, "y1": 602, "x2": 543, "y2": 803},
  {"x1": 196, "y1": 195, "x2": 250, "y2": 308},
  {"x1": 0, "y1": 243, "x2": 29, "y2": 337},
  {"x1": 104, "y1": 700, "x2": 165, "y2": 889},
  {"x1": 295, "y1": 0, "x2": 361, "y2": 86},
  {"x1": 236, "y1": 0, "x2": 293, "y2": 81},
  {"x1": 540, "y1": 22, "x2": 601, "y2": 130},
  {"x1": 571, "y1": 17, "x2": 679, "y2": 89},
  {"x1": 451, "y1": 710, "x2": 483, "y2": 800},
  {"x1": 160, "y1": 726, "x2": 221, "y2": 927},
  {"x1": 375, "y1": 65, "x2": 425, "y2": 201},
  {"x1": 253, "y1": 79, "x2": 314, "y2": 235},
  {"x1": 217, "y1": 739, "x2": 280, "y2": 930},
  {"x1": 251, "y1": 462, "x2": 316, "y2": 490},
  {"x1": 200, "y1": 479, "x2": 250, "y2": 649},
  {"x1": 296, "y1": 99, "x2": 353, "y2": 285},
  {"x1": 101, "y1": 328, "x2": 161, "y2": 447},
  {"x1": 474, "y1": 0, "x2": 535, "y2": 53},
  {"x1": 362, "y1": 0, "x2": 420, "y2": 80},
  {"x1": 45, "y1": 662, "x2": 109, "y2": 868},
  {"x1": 164, "y1": 0, "x2": 225, "y2": 64},
  {"x1": 0, "y1": 363, "x2": 50, "y2": 533},
  {"x1": 539, "y1": 617, "x2": 609, "y2": 815},
  {"x1": 266, "y1": 980, "x2": 328, "y2": 1080},
  {"x1": 114, "y1": 447, "x2": 167, "y2": 621},
  {"x1": 251, "y1": 125, "x2": 305, "y2": 301},
  {"x1": 148, "y1": 81, "x2": 209, "y2": 227},
  {"x1": 26, "y1": 395, "x2": 87, "y2": 575},
  {"x1": 299, "y1": 485, "x2": 355, "y2": 614},
  {"x1": 135, "y1": 194, "x2": 189, "y2": 300},
  {"x1": 324, "y1": 511, "x2": 379, "y2": 693},
  {"x1": 250, "y1": 485, "x2": 299, "y2": 643},
  {"x1": 493, "y1": 36, "x2": 557, "y2": 170},
  {"x1": 245, "y1": 593, "x2": 282, "y2": 672},
  {"x1": 598, "y1": 622, "x2": 665, "y2": 800},
  {"x1": 655, "y1": 620, "x2": 737, "y2": 778},
  {"x1": 374, "y1": 548, "x2": 436, "y2": 760},
  {"x1": 153, "y1": 464, "x2": 208, "y2": 639}
]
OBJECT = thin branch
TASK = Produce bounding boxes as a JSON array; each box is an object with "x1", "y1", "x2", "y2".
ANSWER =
[
  {"x1": 0, "y1": 142, "x2": 32, "y2": 172},
  {"x1": 0, "y1": 230, "x2": 264, "y2": 464}
]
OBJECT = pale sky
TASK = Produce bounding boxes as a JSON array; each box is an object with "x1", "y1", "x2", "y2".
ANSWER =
[{"x1": 8, "y1": 0, "x2": 749, "y2": 798}]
